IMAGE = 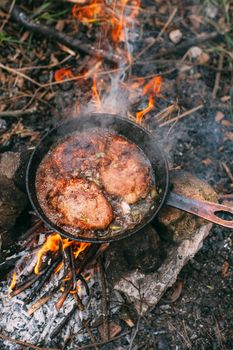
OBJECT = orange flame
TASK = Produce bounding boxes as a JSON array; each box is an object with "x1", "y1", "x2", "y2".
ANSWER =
[
  {"x1": 92, "y1": 75, "x2": 101, "y2": 110},
  {"x1": 34, "y1": 232, "x2": 91, "y2": 277},
  {"x1": 73, "y1": 242, "x2": 91, "y2": 259},
  {"x1": 136, "y1": 76, "x2": 162, "y2": 124},
  {"x1": 72, "y1": 0, "x2": 140, "y2": 48},
  {"x1": 34, "y1": 233, "x2": 63, "y2": 274},
  {"x1": 9, "y1": 271, "x2": 17, "y2": 290}
]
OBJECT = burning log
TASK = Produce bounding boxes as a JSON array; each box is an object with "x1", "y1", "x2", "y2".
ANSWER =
[
  {"x1": 66, "y1": 245, "x2": 76, "y2": 290},
  {"x1": 11, "y1": 273, "x2": 42, "y2": 297},
  {"x1": 55, "y1": 281, "x2": 73, "y2": 311}
]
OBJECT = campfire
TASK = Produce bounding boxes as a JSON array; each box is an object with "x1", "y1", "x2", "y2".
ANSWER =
[
  {"x1": 9, "y1": 231, "x2": 92, "y2": 308},
  {"x1": 0, "y1": 0, "x2": 232, "y2": 349},
  {"x1": 4, "y1": 1, "x2": 164, "y2": 329}
]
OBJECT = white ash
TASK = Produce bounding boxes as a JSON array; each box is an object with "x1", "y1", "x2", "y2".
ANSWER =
[{"x1": 0, "y1": 270, "x2": 102, "y2": 350}]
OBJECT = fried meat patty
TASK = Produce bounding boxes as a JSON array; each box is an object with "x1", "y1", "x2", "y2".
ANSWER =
[
  {"x1": 99, "y1": 136, "x2": 151, "y2": 204},
  {"x1": 51, "y1": 131, "x2": 109, "y2": 176},
  {"x1": 48, "y1": 178, "x2": 113, "y2": 230}
]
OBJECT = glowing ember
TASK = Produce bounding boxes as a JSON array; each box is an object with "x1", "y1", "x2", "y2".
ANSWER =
[
  {"x1": 9, "y1": 271, "x2": 17, "y2": 291},
  {"x1": 54, "y1": 68, "x2": 74, "y2": 82}
]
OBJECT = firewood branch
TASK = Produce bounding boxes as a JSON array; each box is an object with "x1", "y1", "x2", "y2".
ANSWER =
[{"x1": 0, "y1": 1, "x2": 121, "y2": 65}]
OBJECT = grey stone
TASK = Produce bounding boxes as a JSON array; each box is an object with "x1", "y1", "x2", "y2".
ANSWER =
[
  {"x1": 0, "y1": 175, "x2": 27, "y2": 230},
  {"x1": 105, "y1": 225, "x2": 165, "y2": 285},
  {"x1": 0, "y1": 150, "x2": 30, "y2": 191},
  {"x1": 114, "y1": 223, "x2": 212, "y2": 315},
  {"x1": 0, "y1": 152, "x2": 21, "y2": 180}
]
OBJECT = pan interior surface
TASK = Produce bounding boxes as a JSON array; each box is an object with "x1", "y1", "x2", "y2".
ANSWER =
[{"x1": 26, "y1": 113, "x2": 169, "y2": 243}]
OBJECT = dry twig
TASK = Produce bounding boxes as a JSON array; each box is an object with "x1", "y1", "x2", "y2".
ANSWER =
[
  {"x1": 0, "y1": 333, "x2": 58, "y2": 350},
  {"x1": 159, "y1": 104, "x2": 204, "y2": 127},
  {"x1": 83, "y1": 320, "x2": 99, "y2": 350},
  {"x1": 212, "y1": 52, "x2": 224, "y2": 99},
  {"x1": 222, "y1": 162, "x2": 233, "y2": 183},
  {"x1": 74, "y1": 331, "x2": 131, "y2": 350},
  {"x1": 98, "y1": 257, "x2": 109, "y2": 341},
  {"x1": 158, "y1": 7, "x2": 178, "y2": 39},
  {"x1": 0, "y1": 105, "x2": 38, "y2": 118},
  {"x1": 0, "y1": 62, "x2": 42, "y2": 87}
]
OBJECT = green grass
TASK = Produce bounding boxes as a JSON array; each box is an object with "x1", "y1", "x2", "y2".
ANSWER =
[
  {"x1": 0, "y1": 31, "x2": 22, "y2": 45},
  {"x1": 30, "y1": 0, "x2": 70, "y2": 23}
]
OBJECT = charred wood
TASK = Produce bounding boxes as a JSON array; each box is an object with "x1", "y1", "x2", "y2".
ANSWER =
[
  {"x1": 50, "y1": 303, "x2": 78, "y2": 339},
  {"x1": 76, "y1": 273, "x2": 89, "y2": 296},
  {"x1": 98, "y1": 257, "x2": 109, "y2": 341},
  {"x1": 25, "y1": 254, "x2": 63, "y2": 303},
  {"x1": 66, "y1": 245, "x2": 76, "y2": 290},
  {"x1": 11, "y1": 273, "x2": 41, "y2": 297},
  {"x1": 28, "y1": 285, "x2": 60, "y2": 316}
]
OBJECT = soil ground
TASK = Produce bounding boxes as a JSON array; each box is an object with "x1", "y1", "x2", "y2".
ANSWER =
[{"x1": 0, "y1": 0, "x2": 232, "y2": 349}]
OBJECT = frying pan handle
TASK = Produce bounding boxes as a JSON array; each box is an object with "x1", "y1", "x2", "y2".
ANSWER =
[{"x1": 166, "y1": 192, "x2": 233, "y2": 229}]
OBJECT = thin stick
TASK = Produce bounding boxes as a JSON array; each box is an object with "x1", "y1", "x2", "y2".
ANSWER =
[
  {"x1": 11, "y1": 274, "x2": 41, "y2": 297},
  {"x1": 0, "y1": 333, "x2": 59, "y2": 350},
  {"x1": 129, "y1": 317, "x2": 141, "y2": 350},
  {"x1": 25, "y1": 256, "x2": 63, "y2": 303},
  {"x1": 0, "y1": 105, "x2": 38, "y2": 118},
  {"x1": 159, "y1": 104, "x2": 204, "y2": 127},
  {"x1": 66, "y1": 246, "x2": 76, "y2": 289},
  {"x1": 212, "y1": 52, "x2": 224, "y2": 99},
  {"x1": 155, "y1": 104, "x2": 179, "y2": 122},
  {"x1": 50, "y1": 304, "x2": 78, "y2": 339},
  {"x1": 135, "y1": 8, "x2": 177, "y2": 60},
  {"x1": 76, "y1": 273, "x2": 90, "y2": 296},
  {"x1": 55, "y1": 282, "x2": 72, "y2": 311},
  {"x1": 0, "y1": 63, "x2": 42, "y2": 87},
  {"x1": 98, "y1": 257, "x2": 109, "y2": 341},
  {"x1": 83, "y1": 320, "x2": 99, "y2": 350},
  {"x1": 222, "y1": 162, "x2": 233, "y2": 183},
  {"x1": 76, "y1": 244, "x2": 100, "y2": 275},
  {"x1": 28, "y1": 286, "x2": 60, "y2": 316},
  {"x1": 158, "y1": 7, "x2": 177, "y2": 38},
  {"x1": 19, "y1": 221, "x2": 43, "y2": 241},
  {"x1": 0, "y1": 0, "x2": 15, "y2": 31},
  {"x1": 73, "y1": 293, "x2": 85, "y2": 311},
  {"x1": 74, "y1": 331, "x2": 131, "y2": 350}
]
